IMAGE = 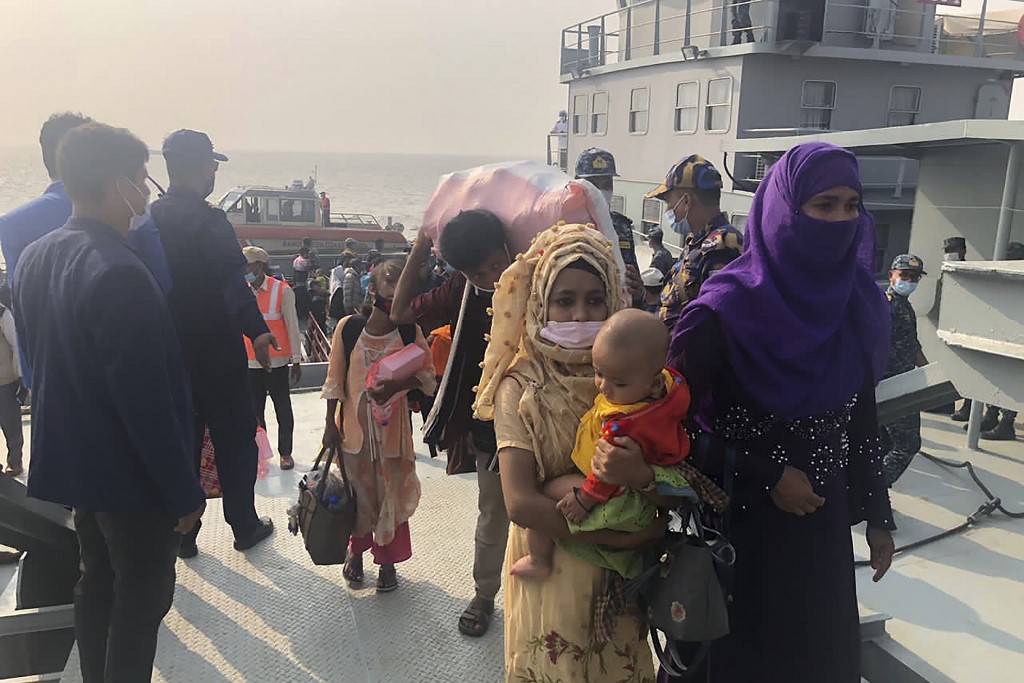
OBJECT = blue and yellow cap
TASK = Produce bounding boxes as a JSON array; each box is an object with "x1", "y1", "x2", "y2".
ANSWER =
[
  {"x1": 891, "y1": 254, "x2": 926, "y2": 275},
  {"x1": 574, "y1": 148, "x2": 619, "y2": 178},
  {"x1": 645, "y1": 155, "x2": 722, "y2": 199}
]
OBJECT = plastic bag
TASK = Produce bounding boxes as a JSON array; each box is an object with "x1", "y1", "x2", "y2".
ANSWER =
[{"x1": 256, "y1": 426, "x2": 273, "y2": 479}]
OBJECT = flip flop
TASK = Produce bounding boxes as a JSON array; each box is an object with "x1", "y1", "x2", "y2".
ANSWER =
[{"x1": 343, "y1": 555, "x2": 364, "y2": 584}]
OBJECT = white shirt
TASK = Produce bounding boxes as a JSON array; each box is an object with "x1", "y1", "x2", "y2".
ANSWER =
[{"x1": 248, "y1": 277, "x2": 302, "y2": 369}]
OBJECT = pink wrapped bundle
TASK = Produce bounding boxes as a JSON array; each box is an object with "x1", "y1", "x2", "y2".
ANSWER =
[
  {"x1": 374, "y1": 344, "x2": 427, "y2": 383},
  {"x1": 421, "y1": 161, "x2": 625, "y2": 274}
]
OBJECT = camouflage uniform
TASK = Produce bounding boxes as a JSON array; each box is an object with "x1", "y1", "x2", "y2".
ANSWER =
[
  {"x1": 645, "y1": 155, "x2": 743, "y2": 329},
  {"x1": 881, "y1": 254, "x2": 926, "y2": 486},
  {"x1": 575, "y1": 147, "x2": 641, "y2": 298}
]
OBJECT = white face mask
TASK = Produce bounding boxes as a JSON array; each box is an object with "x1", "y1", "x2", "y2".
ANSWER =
[
  {"x1": 539, "y1": 320, "x2": 605, "y2": 349},
  {"x1": 118, "y1": 178, "x2": 150, "y2": 231},
  {"x1": 600, "y1": 189, "x2": 614, "y2": 209}
]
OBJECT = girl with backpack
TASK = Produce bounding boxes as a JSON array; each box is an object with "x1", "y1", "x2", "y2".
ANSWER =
[{"x1": 321, "y1": 259, "x2": 436, "y2": 592}]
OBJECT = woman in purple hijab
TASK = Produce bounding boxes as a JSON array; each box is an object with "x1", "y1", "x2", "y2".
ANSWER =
[{"x1": 666, "y1": 142, "x2": 896, "y2": 683}]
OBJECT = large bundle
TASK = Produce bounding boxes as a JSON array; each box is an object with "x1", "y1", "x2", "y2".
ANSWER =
[{"x1": 421, "y1": 161, "x2": 625, "y2": 276}]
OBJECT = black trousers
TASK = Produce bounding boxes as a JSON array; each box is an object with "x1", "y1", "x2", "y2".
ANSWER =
[
  {"x1": 187, "y1": 382, "x2": 260, "y2": 544},
  {"x1": 73, "y1": 510, "x2": 180, "y2": 683},
  {"x1": 249, "y1": 366, "x2": 294, "y2": 456}
]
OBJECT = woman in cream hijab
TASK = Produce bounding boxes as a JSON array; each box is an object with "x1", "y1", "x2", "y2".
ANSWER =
[{"x1": 474, "y1": 223, "x2": 668, "y2": 682}]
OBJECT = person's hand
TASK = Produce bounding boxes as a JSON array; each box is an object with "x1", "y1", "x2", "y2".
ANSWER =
[
  {"x1": 556, "y1": 489, "x2": 595, "y2": 524},
  {"x1": 175, "y1": 501, "x2": 206, "y2": 534},
  {"x1": 323, "y1": 420, "x2": 343, "y2": 448},
  {"x1": 624, "y1": 265, "x2": 644, "y2": 300},
  {"x1": 866, "y1": 526, "x2": 895, "y2": 582},
  {"x1": 592, "y1": 436, "x2": 650, "y2": 489},
  {"x1": 252, "y1": 333, "x2": 281, "y2": 372},
  {"x1": 414, "y1": 227, "x2": 434, "y2": 250},
  {"x1": 368, "y1": 377, "x2": 410, "y2": 404},
  {"x1": 290, "y1": 363, "x2": 302, "y2": 385},
  {"x1": 770, "y1": 465, "x2": 825, "y2": 516}
]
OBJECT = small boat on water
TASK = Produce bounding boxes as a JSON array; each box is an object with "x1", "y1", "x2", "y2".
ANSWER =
[{"x1": 219, "y1": 180, "x2": 409, "y2": 266}]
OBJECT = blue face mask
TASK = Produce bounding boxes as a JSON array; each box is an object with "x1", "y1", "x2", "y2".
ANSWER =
[
  {"x1": 892, "y1": 279, "x2": 917, "y2": 297},
  {"x1": 245, "y1": 272, "x2": 258, "y2": 285},
  {"x1": 664, "y1": 195, "x2": 690, "y2": 235}
]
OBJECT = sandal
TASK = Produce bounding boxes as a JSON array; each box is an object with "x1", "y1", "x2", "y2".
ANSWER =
[
  {"x1": 343, "y1": 554, "x2": 364, "y2": 585},
  {"x1": 376, "y1": 564, "x2": 398, "y2": 593},
  {"x1": 458, "y1": 595, "x2": 494, "y2": 637}
]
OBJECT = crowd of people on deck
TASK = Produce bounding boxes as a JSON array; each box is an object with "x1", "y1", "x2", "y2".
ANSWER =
[{"x1": 0, "y1": 111, "x2": 1017, "y2": 683}]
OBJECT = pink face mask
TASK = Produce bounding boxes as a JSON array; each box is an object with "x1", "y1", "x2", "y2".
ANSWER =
[{"x1": 539, "y1": 320, "x2": 605, "y2": 349}]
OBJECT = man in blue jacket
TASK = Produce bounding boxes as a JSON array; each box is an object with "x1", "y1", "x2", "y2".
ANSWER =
[
  {"x1": 151, "y1": 130, "x2": 276, "y2": 558},
  {"x1": 13, "y1": 122, "x2": 206, "y2": 683}
]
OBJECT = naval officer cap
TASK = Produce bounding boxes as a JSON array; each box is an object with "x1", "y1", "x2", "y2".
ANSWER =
[
  {"x1": 575, "y1": 148, "x2": 619, "y2": 178},
  {"x1": 162, "y1": 129, "x2": 229, "y2": 165},
  {"x1": 891, "y1": 254, "x2": 927, "y2": 275}
]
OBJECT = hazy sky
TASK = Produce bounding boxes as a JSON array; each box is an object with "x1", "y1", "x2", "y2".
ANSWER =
[
  {"x1": 1, "y1": 0, "x2": 1021, "y2": 157},
  {"x1": 0, "y1": 0, "x2": 598, "y2": 156}
]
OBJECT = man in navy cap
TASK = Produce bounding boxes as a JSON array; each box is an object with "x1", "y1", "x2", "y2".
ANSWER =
[
  {"x1": 880, "y1": 254, "x2": 929, "y2": 485},
  {"x1": 151, "y1": 129, "x2": 276, "y2": 557},
  {"x1": 574, "y1": 147, "x2": 643, "y2": 302}
]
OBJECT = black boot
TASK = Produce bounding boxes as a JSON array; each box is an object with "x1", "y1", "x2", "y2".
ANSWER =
[
  {"x1": 951, "y1": 400, "x2": 972, "y2": 422},
  {"x1": 981, "y1": 417, "x2": 1017, "y2": 441},
  {"x1": 962, "y1": 406, "x2": 1000, "y2": 432}
]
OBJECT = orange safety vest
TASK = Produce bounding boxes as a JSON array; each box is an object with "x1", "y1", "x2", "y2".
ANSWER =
[{"x1": 244, "y1": 276, "x2": 293, "y2": 362}]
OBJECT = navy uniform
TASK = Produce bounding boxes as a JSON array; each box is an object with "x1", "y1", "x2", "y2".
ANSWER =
[
  {"x1": 880, "y1": 254, "x2": 926, "y2": 485},
  {"x1": 150, "y1": 130, "x2": 273, "y2": 553},
  {"x1": 574, "y1": 147, "x2": 642, "y2": 304},
  {"x1": 646, "y1": 155, "x2": 743, "y2": 330}
]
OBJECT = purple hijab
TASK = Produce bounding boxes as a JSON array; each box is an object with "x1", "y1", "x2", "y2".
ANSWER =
[{"x1": 676, "y1": 142, "x2": 890, "y2": 419}]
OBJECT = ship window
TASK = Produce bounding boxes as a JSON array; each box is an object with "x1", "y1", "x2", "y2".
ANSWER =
[
  {"x1": 705, "y1": 77, "x2": 733, "y2": 133},
  {"x1": 280, "y1": 199, "x2": 316, "y2": 223},
  {"x1": 887, "y1": 86, "x2": 921, "y2": 127},
  {"x1": 573, "y1": 95, "x2": 588, "y2": 135},
  {"x1": 629, "y1": 87, "x2": 650, "y2": 135},
  {"x1": 265, "y1": 198, "x2": 279, "y2": 222},
  {"x1": 674, "y1": 81, "x2": 699, "y2": 134},
  {"x1": 642, "y1": 197, "x2": 662, "y2": 232},
  {"x1": 610, "y1": 194, "x2": 625, "y2": 214},
  {"x1": 591, "y1": 92, "x2": 609, "y2": 135},
  {"x1": 801, "y1": 81, "x2": 836, "y2": 130}
]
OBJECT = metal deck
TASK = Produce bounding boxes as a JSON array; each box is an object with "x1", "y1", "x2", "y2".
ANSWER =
[{"x1": 2, "y1": 393, "x2": 1023, "y2": 681}]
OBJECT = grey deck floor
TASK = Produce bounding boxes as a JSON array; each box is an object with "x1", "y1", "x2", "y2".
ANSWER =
[{"x1": 1, "y1": 393, "x2": 1021, "y2": 681}]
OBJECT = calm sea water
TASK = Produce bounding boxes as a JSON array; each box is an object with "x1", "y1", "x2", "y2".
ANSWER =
[{"x1": 0, "y1": 148, "x2": 533, "y2": 237}]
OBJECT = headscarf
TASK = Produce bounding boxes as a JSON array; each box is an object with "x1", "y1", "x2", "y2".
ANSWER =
[
  {"x1": 676, "y1": 142, "x2": 890, "y2": 420},
  {"x1": 474, "y1": 223, "x2": 624, "y2": 475}
]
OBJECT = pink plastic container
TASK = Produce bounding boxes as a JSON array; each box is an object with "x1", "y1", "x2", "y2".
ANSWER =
[{"x1": 375, "y1": 344, "x2": 427, "y2": 383}]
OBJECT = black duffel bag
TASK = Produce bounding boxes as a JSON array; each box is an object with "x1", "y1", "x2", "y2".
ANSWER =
[{"x1": 292, "y1": 445, "x2": 356, "y2": 566}]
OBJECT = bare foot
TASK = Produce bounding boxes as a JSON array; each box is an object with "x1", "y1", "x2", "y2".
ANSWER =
[
  {"x1": 556, "y1": 490, "x2": 593, "y2": 525},
  {"x1": 510, "y1": 554, "x2": 553, "y2": 580}
]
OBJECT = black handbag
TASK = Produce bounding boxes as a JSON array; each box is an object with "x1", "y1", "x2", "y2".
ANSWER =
[
  {"x1": 293, "y1": 445, "x2": 357, "y2": 566},
  {"x1": 626, "y1": 503, "x2": 735, "y2": 678}
]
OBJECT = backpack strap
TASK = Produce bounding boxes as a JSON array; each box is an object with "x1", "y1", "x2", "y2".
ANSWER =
[
  {"x1": 397, "y1": 323, "x2": 417, "y2": 347},
  {"x1": 341, "y1": 315, "x2": 367, "y2": 369}
]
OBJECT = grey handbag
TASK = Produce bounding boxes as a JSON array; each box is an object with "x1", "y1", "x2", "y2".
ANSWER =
[{"x1": 626, "y1": 504, "x2": 734, "y2": 677}]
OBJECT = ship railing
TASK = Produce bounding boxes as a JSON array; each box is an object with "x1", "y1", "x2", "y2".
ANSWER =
[
  {"x1": 823, "y1": 3, "x2": 1021, "y2": 60},
  {"x1": 327, "y1": 212, "x2": 382, "y2": 228},
  {"x1": 546, "y1": 134, "x2": 569, "y2": 172},
  {"x1": 305, "y1": 312, "x2": 332, "y2": 363},
  {"x1": 561, "y1": 0, "x2": 779, "y2": 76},
  {"x1": 561, "y1": 1, "x2": 1021, "y2": 77}
]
